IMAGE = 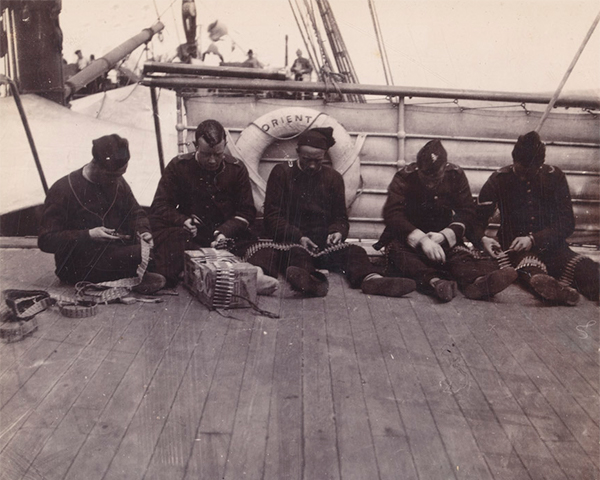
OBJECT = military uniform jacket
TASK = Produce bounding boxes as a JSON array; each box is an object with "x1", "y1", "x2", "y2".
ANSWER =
[
  {"x1": 149, "y1": 153, "x2": 256, "y2": 242},
  {"x1": 378, "y1": 162, "x2": 475, "y2": 248},
  {"x1": 38, "y1": 168, "x2": 150, "y2": 266},
  {"x1": 264, "y1": 162, "x2": 349, "y2": 248},
  {"x1": 474, "y1": 164, "x2": 575, "y2": 251}
]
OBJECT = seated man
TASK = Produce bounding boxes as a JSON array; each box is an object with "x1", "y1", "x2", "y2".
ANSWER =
[
  {"x1": 38, "y1": 134, "x2": 165, "y2": 294},
  {"x1": 375, "y1": 139, "x2": 517, "y2": 302},
  {"x1": 474, "y1": 131, "x2": 599, "y2": 305},
  {"x1": 245, "y1": 127, "x2": 416, "y2": 298},
  {"x1": 150, "y1": 119, "x2": 277, "y2": 293}
]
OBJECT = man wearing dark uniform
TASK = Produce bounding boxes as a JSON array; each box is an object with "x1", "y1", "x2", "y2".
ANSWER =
[
  {"x1": 474, "y1": 130, "x2": 599, "y2": 305},
  {"x1": 375, "y1": 139, "x2": 517, "y2": 302},
  {"x1": 245, "y1": 127, "x2": 416, "y2": 298},
  {"x1": 149, "y1": 119, "x2": 276, "y2": 291},
  {"x1": 38, "y1": 134, "x2": 165, "y2": 294},
  {"x1": 290, "y1": 49, "x2": 312, "y2": 81}
]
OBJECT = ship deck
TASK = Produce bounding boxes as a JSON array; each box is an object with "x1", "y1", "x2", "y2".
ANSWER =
[{"x1": 0, "y1": 247, "x2": 598, "y2": 480}]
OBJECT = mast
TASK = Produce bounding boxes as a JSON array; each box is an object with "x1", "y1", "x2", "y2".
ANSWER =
[
  {"x1": 180, "y1": 0, "x2": 198, "y2": 62},
  {"x1": 64, "y1": 21, "x2": 164, "y2": 100},
  {"x1": 313, "y1": 0, "x2": 365, "y2": 102},
  {"x1": 1, "y1": 0, "x2": 65, "y2": 104}
]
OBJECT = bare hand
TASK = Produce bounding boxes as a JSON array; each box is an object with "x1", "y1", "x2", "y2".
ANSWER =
[
  {"x1": 183, "y1": 218, "x2": 197, "y2": 237},
  {"x1": 327, "y1": 232, "x2": 343, "y2": 246},
  {"x1": 89, "y1": 226, "x2": 120, "y2": 242},
  {"x1": 510, "y1": 235, "x2": 533, "y2": 252},
  {"x1": 481, "y1": 236, "x2": 502, "y2": 257},
  {"x1": 210, "y1": 233, "x2": 228, "y2": 249},
  {"x1": 300, "y1": 236, "x2": 319, "y2": 253},
  {"x1": 139, "y1": 231, "x2": 154, "y2": 248},
  {"x1": 419, "y1": 237, "x2": 446, "y2": 263},
  {"x1": 426, "y1": 232, "x2": 445, "y2": 245}
]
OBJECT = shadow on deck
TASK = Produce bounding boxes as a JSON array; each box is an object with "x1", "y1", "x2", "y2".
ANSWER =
[{"x1": 0, "y1": 248, "x2": 598, "y2": 480}]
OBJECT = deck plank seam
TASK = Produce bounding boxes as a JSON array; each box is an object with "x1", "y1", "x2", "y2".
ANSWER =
[
  {"x1": 182, "y1": 314, "x2": 235, "y2": 478},
  {"x1": 1, "y1": 304, "x2": 132, "y2": 478},
  {"x1": 219, "y1": 316, "x2": 267, "y2": 479},
  {"x1": 370, "y1": 293, "x2": 464, "y2": 479},
  {"x1": 139, "y1": 303, "x2": 224, "y2": 480},
  {"x1": 445, "y1": 300, "x2": 557, "y2": 478},
  {"x1": 338, "y1": 280, "x2": 384, "y2": 480},
  {"x1": 465, "y1": 301, "x2": 596, "y2": 476},
  {"x1": 13, "y1": 327, "x2": 141, "y2": 479},
  {"x1": 97, "y1": 298, "x2": 197, "y2": 480},
  {"x1": 405, "y1": 298, "x2": 497, "y2": 479},
  {"x1": 366, "y1": 295, "x2": 430, "y2": 479},
  {"x1": 323, "y1": 279, "x2": 349, "y2": 480},
  {"x1": 58, "y1": 300, "x2": 188, "y2": 480},
  {"x1": 510, "y1": 300, "x2": 600, "y2": 424}
]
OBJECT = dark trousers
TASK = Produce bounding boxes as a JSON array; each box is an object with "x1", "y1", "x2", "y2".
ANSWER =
[
  {"x1": 152, "y1": 227, "x2": 203, "y2": 285},
  {"x1": 153, "y1": 226, "x2": 255, "y2": 286},
  {"x1": 56, "y1": 241, "x2": 141, "y2": 284},
  {"x1": 386, "y1": 240, "x2": 499, "y2": 293},
  {"x1": 246, "y1": 244, "x2": 377, "y2": 289},
  {"x1": 509, "y1": 247, "x2": 599, "y2": 301}
]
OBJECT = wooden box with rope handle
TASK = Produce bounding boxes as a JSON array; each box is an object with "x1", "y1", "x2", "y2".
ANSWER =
[{"x1": 184, "y1": 249, "x2": 257, "y2": 310}]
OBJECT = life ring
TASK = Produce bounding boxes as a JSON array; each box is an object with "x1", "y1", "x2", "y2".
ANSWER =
[{"x1": 231, "y1": 107, "x2": 364, "y2": 214}]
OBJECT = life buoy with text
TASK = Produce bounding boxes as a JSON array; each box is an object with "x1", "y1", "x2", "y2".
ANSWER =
[{"x1": 231, "y1": 107, "x2": 363, "y2": 214}]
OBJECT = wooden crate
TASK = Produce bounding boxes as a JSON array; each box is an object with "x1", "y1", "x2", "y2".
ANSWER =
[{"x1": 184, "y1": 250, "x2": 257, "y2": 310}]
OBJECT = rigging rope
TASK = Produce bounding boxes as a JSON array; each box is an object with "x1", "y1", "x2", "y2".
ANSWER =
[
  {"x1": 368, "y1": 0, "x2": 394, "y2": 86},
  {"x1": 288, "y1": 0, "x2": 322, "y2": 77}
]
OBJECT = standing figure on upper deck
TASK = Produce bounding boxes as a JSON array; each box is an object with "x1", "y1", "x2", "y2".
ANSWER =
[
  {"x1": 473, "y1": 131, "x2": 599, "y2": 305},
  {"x1": 375, "y1": 139, "x2": 517, "y2": 302},
  {"x1": 38, "y1": 134, "x2": 165, "y2": 294},
  {"x1": 290, "y1": 49, "x2": 313, "y2": 81},
  {"x1": 244, "y1": 127, "x2": 416, "y2": 298}
]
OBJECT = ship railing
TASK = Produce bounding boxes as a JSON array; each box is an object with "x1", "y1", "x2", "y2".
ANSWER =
[{"x1": 141, "y1": 64, "x2": 600, "y2": 249}]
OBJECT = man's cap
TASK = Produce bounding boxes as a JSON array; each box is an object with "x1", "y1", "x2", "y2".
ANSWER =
[
  {"x1": 297, "y1": 127, "x2": 336, "y2": 151},
  {"x1": 416, "y1": 139, "x2": 447, "y2": 175},
  {"x1": 91, "y1": 134, "x2": 130, "y2": 171},
  {"x1": 512, "y1": 131, "x2": 546, "y2": 167}
]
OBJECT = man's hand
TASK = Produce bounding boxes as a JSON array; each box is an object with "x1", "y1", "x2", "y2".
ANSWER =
[
  {"x1": 89, "y1": 226, "x2": 121, "y2": 242},
  {"x1": 183, "y1": 218, "x2": 198, "y2": 237},
  {"x1": 210, "y1": 233, "x2": 228, "y2": 249},
  {"x1": 300, "y1": 236, "x2": 319, "y2": 253},
  {"x1": 510, "y1": 235, "x2": 533, "y2": 252},
  {"x1": 327, "y1": 232, "x2": 343, "y2": 246},
  {"x1": 419, "y1": 236, "x2": 446, "y2": 263},
  {"x1": 426, "y1": 232, "x2": 445, "y2": 245},
  {"x1": 139, "y1": 231, "x2": 154, "y2": 248},
  {"x1": 481, "y1": 236, "x2": 502, "y2": 257}
]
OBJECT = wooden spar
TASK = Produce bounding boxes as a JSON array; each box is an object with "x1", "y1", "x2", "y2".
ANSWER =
[
  {"x1": 150, "y1": 86, "x2": 166, "y2": 174},
  {"x1": 64, "y1": 22, "x2": 164, "y2": 99},
  {"x1": 143, "y1": 62, "x2": 287, "y2": 80},
  {"x1": 141, "y1": 74, "x2": 600, "y2": 109},
  {"x1": 536, "y1": 9, "x2": 600, "y2": 132},
  {"x1": 0, "y1": 74, "x2": 48, "y2": 194}
]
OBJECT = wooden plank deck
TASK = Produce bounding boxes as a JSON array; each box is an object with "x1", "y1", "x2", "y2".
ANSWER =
[{"x1": 0, "y1": 247, "x2": 598, "y2": 480}]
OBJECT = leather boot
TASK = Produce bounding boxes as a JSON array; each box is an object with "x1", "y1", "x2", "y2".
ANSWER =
[
  {"x1": 286, "y1": 266, "x2": 328, "y2": 297},
  {"x1": 530, "y1": 274, "x2": 579, "y2": 306},
  {"x1": 463, "y1": 267, "x2": 518, "y2": 300}
]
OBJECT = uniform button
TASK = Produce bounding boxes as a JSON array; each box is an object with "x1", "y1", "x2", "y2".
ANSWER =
[
  {"x1": 531, "y1": 216, "x2": 535, "y2": 220},
  {"x1": 434, "y1": 196, "x2": 438, "y2": 200},
  {"x1": 527, "y1": 189, "x2": 531, "y2": 193}
]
